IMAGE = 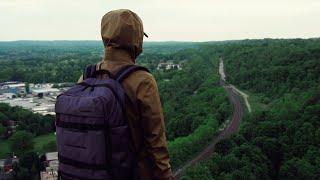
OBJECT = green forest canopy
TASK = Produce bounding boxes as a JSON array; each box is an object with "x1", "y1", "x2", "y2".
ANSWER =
[
  {"x1": 0, "y1": 41, "x2": 231, "y2": 171},
  {"x1": 182, "y1": 38, "x2": 320, "y2": 179},
  {"x1": 0, "y1": 39, "x2": 319, "y2": 179}
]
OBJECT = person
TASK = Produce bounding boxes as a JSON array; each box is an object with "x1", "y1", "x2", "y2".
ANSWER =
[{"x1": 78, "y1": 9, "x2": 172, "y2": 180}]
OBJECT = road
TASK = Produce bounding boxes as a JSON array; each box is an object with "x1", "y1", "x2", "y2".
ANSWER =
[{"x1": 173, "y1": 59, "x2": 245, "y2": 179}]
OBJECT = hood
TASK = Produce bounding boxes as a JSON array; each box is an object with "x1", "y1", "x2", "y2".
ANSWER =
[{"x1": 101, "y1": 9, "x2": 144, "y2": 59}]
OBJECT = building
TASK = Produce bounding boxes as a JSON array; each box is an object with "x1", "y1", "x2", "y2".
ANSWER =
[
  {"x1": 30, "y1": 88, "x2": 60, "y2": 97},
  {"x1": 0, "y1": 82, "x2": 26, "y2": 96},
  {"x1": 0, "y1": 96, "x2": 56, "y2": 116},
  {"x1": 0, "y1": 97, "x2": 37, "y2": 111},
  {"x1": 0, "y1": 82, "x2": 61, "y2": 115},
  {"x1": 40, "y1": 171, "x2": 58, "y2": 180},
  {"x1": 40, "y1": 152, "x2": 58, "y2": 180},
  {"x1": 7, "y1": 83, "x2": 26, "y2": 95},
  {"x1": 157, "y1": 62, "x2": 182, "y2": 71},
  {"x1": 32, "y1": 104, "x2": 55, "y2": 115}
]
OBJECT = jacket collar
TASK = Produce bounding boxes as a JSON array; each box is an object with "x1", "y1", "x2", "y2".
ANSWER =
[{"x1": 103, "y1": 47, "x2": 135, "y2": 66}]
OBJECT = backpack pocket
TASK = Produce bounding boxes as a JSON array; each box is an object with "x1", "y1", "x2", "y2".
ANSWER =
[{"x1": 63, "y1": 128, "x2": 88, "y2": 150}]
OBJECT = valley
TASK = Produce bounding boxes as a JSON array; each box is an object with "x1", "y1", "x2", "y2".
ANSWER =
[{"x1": 0, "y1": 38, "x2": 319, "y2": 179}]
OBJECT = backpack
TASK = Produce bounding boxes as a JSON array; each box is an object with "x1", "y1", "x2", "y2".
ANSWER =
[{"x1": 55, "y1": 64, "x2": 149, "y2": 180}]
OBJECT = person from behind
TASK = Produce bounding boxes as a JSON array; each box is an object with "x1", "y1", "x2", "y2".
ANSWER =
[{"x1": 78, "y1": 9, "x2": 173, "y2": 179}]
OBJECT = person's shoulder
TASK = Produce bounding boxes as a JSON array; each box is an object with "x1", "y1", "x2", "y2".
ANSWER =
[
  {"x1": 124, "y1": 67, "x2": 156, "y2": 86},
  {"x1": 133, "y1": 68, "x2": 154, "y2": 81}
]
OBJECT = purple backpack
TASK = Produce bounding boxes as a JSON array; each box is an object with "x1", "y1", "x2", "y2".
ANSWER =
[{"x1": 55, "y1": 64, "x2": 149, "y2": 180}]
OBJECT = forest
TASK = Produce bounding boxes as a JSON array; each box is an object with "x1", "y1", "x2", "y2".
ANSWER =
[
  {"x1": 0, "y1": 41, "x2": 198, "y2": 82},
  {"x1": 182, "y1": 39, "x2": 320, "y2": 179},
  {"x1": 0, "y1": 41, "x2": 231, "y2": 179},
  {"x1": 0, "y1": 39, "x2": 319, "y2": 179}
]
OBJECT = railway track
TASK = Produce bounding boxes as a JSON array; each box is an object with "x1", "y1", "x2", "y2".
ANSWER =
[{"x1": 173, "y1": 60, "x2": 245, "y2": 179}]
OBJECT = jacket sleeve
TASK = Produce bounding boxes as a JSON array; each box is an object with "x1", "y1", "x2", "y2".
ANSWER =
[{"x1": 136, "y1": 76, "x2": 173, "y2": 179}]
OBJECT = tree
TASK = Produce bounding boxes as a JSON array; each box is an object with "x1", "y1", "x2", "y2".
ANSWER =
[
  {"x1": 0, "y1": 112, "x2": 9, "y2": 124},
  {"x1": 9, "y1": 131, "x2": 34, "y2": 156},
  {"x1": 215, "y1": 139, "x2": 234, "y2": 155},
  {"x1": 182, "y1": 164, "x2": 213, "y2": 180},
  {"x1": 0, "y1": 124, "x2": 5, "y2": 137},
  {"x1": 280, "y1": 158, "x2": 316, "y2": 179},
  {"x1": 19, "y1": 151, "x2": 41, "y2": 180}
]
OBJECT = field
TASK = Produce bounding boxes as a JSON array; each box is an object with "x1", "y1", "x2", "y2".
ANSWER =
[{"x1": 33, "y1": 133, "x2": 56, "y2": 154}]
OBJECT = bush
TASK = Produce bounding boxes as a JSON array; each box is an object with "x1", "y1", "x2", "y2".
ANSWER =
[{"x1": 8, "y1": 131, "x2": 34, "y2": 156}]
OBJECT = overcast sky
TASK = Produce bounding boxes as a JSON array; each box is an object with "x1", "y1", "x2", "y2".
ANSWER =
[{"x1": 0, "y1": 0, "x2": 319, "y2": 41}]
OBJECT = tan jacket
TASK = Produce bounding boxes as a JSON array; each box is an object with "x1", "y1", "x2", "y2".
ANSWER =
[{"x1": 79, "y1": 9, "x2": 172, "y2": 180}]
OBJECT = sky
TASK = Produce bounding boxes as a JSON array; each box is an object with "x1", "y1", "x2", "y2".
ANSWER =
[{"x1": 0, "y1": 0, "x2": 319, "y2": 41}]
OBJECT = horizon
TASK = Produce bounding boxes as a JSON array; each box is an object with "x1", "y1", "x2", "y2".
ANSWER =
[{"x1": 0, "y1": 36, "x2": 319, "y2": 43}]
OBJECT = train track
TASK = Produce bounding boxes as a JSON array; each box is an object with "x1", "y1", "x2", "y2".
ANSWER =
[{"x1": 173, "y1": 60, "x2": 245, "y2": 179}]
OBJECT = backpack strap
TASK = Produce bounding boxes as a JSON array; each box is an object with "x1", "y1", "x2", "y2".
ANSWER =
[
  {"x1": 114, "y1": 65, "x2": 150, "y2": 83},
  {"x1": 83, "y1": 63, "x2": 113, "y2": 79},
  {"x1": 83, "y1": 64, "x2": 97, "y2": 79}
]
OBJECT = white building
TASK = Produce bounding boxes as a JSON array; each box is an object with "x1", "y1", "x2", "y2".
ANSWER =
[
  {"x1": 31, "y1": 88, "x2": 60, "y2": 97},
  {"x1": 0, "y1": 96, "x2": 56, "y2": 115},
  {"x1": 157, "y1": 62, "x2": 182, "y2": 71},
  {"x1": 32, "y1": 104, "x2": 55, "y2": 115}
]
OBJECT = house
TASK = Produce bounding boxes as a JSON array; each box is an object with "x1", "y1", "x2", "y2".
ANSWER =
[{"x1": 157, "y1": 62, "x2": 182, "y2": 71}]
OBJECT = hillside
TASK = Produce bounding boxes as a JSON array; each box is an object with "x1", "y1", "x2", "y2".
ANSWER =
[{"x1": 181, "y1": 39, "x2": 320, "y2": 179}]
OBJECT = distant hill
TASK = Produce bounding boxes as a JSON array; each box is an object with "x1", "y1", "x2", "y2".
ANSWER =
[
  {"x1": 0, "y1": 40, "x2": 199, "y2": 54},
  {"x1": 0, "y1": 40, "x2": 199, "y2": 83}
]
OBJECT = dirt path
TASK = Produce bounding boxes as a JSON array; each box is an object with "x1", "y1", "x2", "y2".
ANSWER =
[
  {"x1": 229, "y1": 85, "x2": 251, "y2": 113},
  {"x1": 173, "y1": 59, "x2": 245, "y2": 179},
  {"x1": 220, "y1": 58, "x2": 251, "y2": 113}
]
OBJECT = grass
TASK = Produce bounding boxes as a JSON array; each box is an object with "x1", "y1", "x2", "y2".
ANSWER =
[
  {"x1": 0, "y1": 132, "x2": 56, "y2": 159},
  {"x1": 0, "y1": 139, "x2": 10, "y2": 158},
  {"x1": 33, "y1": 133, "x2": 56, "y2": 154}
]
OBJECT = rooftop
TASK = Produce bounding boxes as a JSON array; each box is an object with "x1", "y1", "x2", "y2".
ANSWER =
[{"x1": 46, "y1": 152, "x2": 58, "y2": 161}]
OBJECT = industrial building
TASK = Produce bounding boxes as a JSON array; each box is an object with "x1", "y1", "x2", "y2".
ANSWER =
[
  {"x1": 0, "y1": 81, "x2": 26, "y2": 96},
  {"x1": 0, "y1": 81, "x2": 63, "y2": 116}
]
